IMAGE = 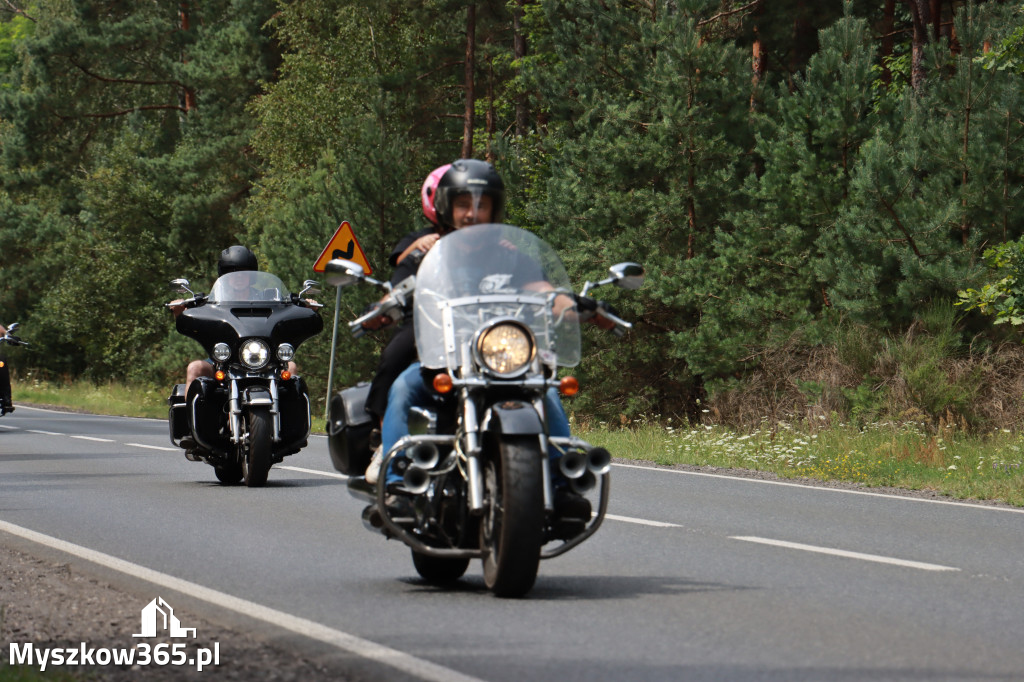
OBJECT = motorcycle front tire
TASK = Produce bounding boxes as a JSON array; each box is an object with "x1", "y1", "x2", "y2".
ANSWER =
[
  {"x1": 411, "y1": 550, "x2": 470, "y2": 585},
  {"x1": 480, "y1": 435, "x2": 544, "y2": 598},
  {"x1": 242, "y1": 407, "x2": 272, "y2": 487}
]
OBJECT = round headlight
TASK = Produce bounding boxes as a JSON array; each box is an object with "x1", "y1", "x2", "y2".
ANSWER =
[
  {"x1": 476, "y1": 322, "x2": 534, "y2": 376},
  {"x1": 239, "y1": 339, "x2": 270, "y2": 369},
  {"x1": 276, "y1": 343, "x2": 295, "y2": 363},
  {"x1": 212, "y1": 343, "x2": 231, "y2": 363}
]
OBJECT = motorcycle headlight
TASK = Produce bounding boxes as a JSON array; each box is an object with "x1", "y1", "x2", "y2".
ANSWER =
[
  {"x1": 475, "y1": 321, "x2": 535, "y2": 377},
  {"x1": 239, "y1": 339, "x2": 270, "y2": 369},
  {"x1": 276, "y1": 343, "x2": 295, "y2": 363},
  {"x1": 212, "y1": 343, "x2": 231, "y2": 363}
]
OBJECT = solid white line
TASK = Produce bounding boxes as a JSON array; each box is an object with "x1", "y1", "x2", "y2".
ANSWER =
[
  {"x1": 277, "y1": 465, "x2": 347, "y2": 480},
  {"x1": 613, "y1": 463, "x2": 1024, "y2": 515},
  {"x1": 125, "y1": 442, "x2": 178, "y2": 452},
  {"x1": 0, "y1": 519, "x2": 487, "y2": 682},
  {"x1": 604, "y1": 513, "x2": 681, "y2": 528},
  {"x1": 71, "y1": 436, "x2": 115, "y2": 443},
  {"x1": 730, "y1": 535, "x2": 960, "y2": 572}
]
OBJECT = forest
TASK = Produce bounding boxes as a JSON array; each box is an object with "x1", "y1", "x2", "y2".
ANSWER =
[{"x1": 3, "y1": 0, "x2": 1024, "y2": 430}]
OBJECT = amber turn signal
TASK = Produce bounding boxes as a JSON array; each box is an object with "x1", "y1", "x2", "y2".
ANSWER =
[
  {"x1": 432, "y1": 373, "x2": 454, "y2": 394},
  {"x1": 215, "y1": 370, "x2": 226, "y2": 381},
  {"x1": 559, "y1": 376, "x2": 579, "y2": 396},
  {"x1": 280, "y1": 370, "x2": 292, "y2": 381}
]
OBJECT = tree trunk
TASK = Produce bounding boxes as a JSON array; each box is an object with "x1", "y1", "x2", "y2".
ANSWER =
[
  {"x1": 462, "y1": 3, "x2": 476, "y2": 159},
  {"x1": 904, "y1": 0, "x2": 931, "y2": 91},
  {"x1": 180, "y1": 3, "x2": 196, "y2": 111},
  {"x1": 513, "y1": 0, "x2": 529, "y2": 137}
]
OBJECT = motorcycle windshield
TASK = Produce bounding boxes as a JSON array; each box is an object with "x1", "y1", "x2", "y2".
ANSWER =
[
  {"x1": 414, "y1": 224, "x2": 581, "y2": 370},
  {"x1": 208, "y1": 271, "x2": 290, "y2": 304}
]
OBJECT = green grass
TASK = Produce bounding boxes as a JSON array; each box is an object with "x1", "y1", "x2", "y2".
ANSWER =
[
  {"x1": 578, "y1": 417, "x2": 1024, "y2": 507},
  {"x1": 12, "y1": 379, "x2": 1024, "y2": 507}
]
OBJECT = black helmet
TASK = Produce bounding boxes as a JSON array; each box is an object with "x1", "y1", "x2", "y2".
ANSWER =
[
  {"x1": 217, "y1": 245, "x2": 259, "y2": 276},
  {"x1": 432, "y1": 159, "x2": 505, "y2": 232}
]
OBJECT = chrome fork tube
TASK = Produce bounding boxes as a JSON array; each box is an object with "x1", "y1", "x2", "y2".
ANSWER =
[
  {"x1": 462, "y1": 388, "x2": 484, "y2": 512},
  {"x1": 228, "y1": 379, "x2": 242, "y2": 444},
  {"x1": 270, "y1": 377, "x2": 281, "y2": 442}
]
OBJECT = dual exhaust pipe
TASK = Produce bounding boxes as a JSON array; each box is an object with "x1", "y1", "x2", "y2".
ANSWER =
[
  {"x1": 558, "y1": 446, "x2": 611, "y2": 493},
  {"x1": 400, "y1": 442, "x2": 611, "y2": 496}
]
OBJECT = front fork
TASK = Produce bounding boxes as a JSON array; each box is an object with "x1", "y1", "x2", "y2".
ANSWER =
[
  {"x1": 227, "y1": 377, "x2": 280, "y2": 445},
  {"x1": 462, "y1": 387, "x2": 555, "y2": 515}
]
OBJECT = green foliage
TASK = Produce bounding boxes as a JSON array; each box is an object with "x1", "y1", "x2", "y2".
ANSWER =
[{"x1": 958, "y1": 239, "x2": 1024, "y2": 327}]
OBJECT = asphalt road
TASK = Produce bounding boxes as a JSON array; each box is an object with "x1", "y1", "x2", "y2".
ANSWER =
[{"x1": 2, "y1": 405, "x2": 1023, "y2": 681}]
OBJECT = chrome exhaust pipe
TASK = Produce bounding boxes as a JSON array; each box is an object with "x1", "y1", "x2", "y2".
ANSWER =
[
  {"x1": 558, "y1": 449, "x2": 587, "y2": 480},
  {"x1": 408, "y1": 441, "x2": 440, "y2": 470},
  {"x1": 569, "y1": 470, "x2": 597, "y2": 494},
  {"x1": 586, "y1": 447, "x2": 612, "y2": 475},
  {"x1": 403, "y1": 466, "x2": 431, "y2": 495}
]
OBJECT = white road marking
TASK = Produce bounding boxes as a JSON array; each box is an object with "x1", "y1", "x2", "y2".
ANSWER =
[
  {"x1": 613, "y1": 463, "x2": 1024, "y2": 515},
  {"x1": 26, "y1": 429, "x2": 64, "y2": 436},
  {"x1": 71, "y1": 436, "x2": 115, "y2": 443},
  {"x1": 125, "y1": 442, "x2": 178, "y2": 452},
  {"x1": 277, "y1": 465, "x2": 346, "y2": 480},
  {"x1": 0, "y1": 424, "x2": 16, "y2": 430},
  {"x1": 731, "y1": 535, "x2": 960, "y2": 572},
  {"x1": 0, "y1": 519, "x2": 487, "y2": 682},
  {"x1": 604, "y1": 514, "x2": 681, "y2": 528}
]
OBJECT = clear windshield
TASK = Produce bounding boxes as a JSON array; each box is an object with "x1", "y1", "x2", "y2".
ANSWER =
[
  {"x1": 414, "y1": 224, "x2": 581, "y2": 370},
  {"x1": 208, "y1": 271, "x2": 290, "y2": 304}
]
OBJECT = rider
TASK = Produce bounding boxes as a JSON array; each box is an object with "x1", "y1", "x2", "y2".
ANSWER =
[
  {"x1": 170, "y1": 246, "x2": 299, "y2": 386},
  {"x1": 0, "y1": 323, "x2": 11, "y2": 415},
  {"x1": 369, "y1": 160, "x2": 591, "y2": 529}
]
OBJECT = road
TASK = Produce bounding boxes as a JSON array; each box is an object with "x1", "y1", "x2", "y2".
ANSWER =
[{"x1": 2, "y1": 405, "x2": 1023, "y2": 681}]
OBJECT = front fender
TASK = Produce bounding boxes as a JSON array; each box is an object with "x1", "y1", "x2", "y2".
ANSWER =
[{"x1": 482, "y1": 400, "x2": 544, "y2": 435}]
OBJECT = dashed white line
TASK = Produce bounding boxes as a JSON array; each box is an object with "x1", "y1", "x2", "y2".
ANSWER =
[
  {"x1": 71, "y1": 436, "x2": 115, "y2": 443},
  {"x1": 26, "y1": 429, "x2": 64, "y2": 436},
  {"x1": 0, "y1": 519, "x2": 485, "y2": 682},
  {"x1": 277, "y1": 465, "x2": 346, "y2": 480},
  {"x1": 125, "y1": 443, "x2": 178, "y2": 452},
  {"x1": 604, "y1": 514, "x2": 681, "y2": 528},
  {"x1": 731, "y1": 536, "x2": 960, "y2": 572}
]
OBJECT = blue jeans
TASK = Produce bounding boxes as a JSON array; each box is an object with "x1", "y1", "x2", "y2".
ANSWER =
[{"x1": 381, "y1": 362, "x2": 572, "y2": 486}]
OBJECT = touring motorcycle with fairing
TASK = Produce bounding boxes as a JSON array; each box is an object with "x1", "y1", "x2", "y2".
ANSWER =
[
  {"x1": 0, "y1": 322, "x2": 28, "y2": 416},
  {"x1": 166, "y1": 271, "x2": 323, "y2": 486},
  {"x1": 326, "y1": 224, "x2": 642, "y2": 596}
]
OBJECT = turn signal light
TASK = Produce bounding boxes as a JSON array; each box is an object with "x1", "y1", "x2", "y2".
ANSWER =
[
  {"x1": 432, "y1": 373, "x2": 453, "y2": 394},
  {"x1": 0, "y1": 361, "x2": 5, "y2": 368},
  {"x1": 214, "y1": 370, "x2": 226, "y2": 381},
  {"x1": 280, "y1": 370, "x2": 292, "y2": 381},
  {"x1": 559, "y1": 376, "x2": 579, "y2": 396}
]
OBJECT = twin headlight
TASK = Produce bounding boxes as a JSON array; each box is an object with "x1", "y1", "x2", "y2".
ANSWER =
[
  {"x1": 474, "y1": 321, "x2": 535, "y2": 376},
  {"x1": 214, "y1": 340, "x2": 295, "y2": 370}
]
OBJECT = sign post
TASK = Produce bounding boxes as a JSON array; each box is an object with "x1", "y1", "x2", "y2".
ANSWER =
[{"x1": 313, "y1": 221, "x2": 371, "y2": 421}]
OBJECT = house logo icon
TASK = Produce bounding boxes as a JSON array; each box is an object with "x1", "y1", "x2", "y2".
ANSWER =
[{"x1": 133, "y1": 597, "x2": 197, "y2": 638}]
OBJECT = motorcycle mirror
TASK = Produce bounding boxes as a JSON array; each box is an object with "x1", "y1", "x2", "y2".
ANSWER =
[
  {"x1": 300, "y1": 279, "x2": 321, "y2": 297},
  {"x1": 324, "y1": 259, "x2": 365, "y2": 287},
  {"x1": 170, "y1": 278, "x2": 194, "y2": 296},
  {"x1": 610, "y1": 262, "x2": 644, "y2": 290}
]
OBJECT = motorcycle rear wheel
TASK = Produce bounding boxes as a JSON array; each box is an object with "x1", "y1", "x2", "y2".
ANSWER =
[
  {"x1": 242, "y1": 407, "x2": 272, "y2": 487},
  {"x1": 411, "y1": 550, "x2": 470, "y2": 585},
  {"x1": 480, "y1": 435, "x2": 544, "y2": 598}
]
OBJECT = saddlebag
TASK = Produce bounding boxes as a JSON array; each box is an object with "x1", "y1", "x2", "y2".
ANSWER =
[
  {"x1": 167, "y1": 383, "x2": 190, "y2": 446},
  {"x1": 327, "y1": 382, "x2": 374, "y2": 475}
]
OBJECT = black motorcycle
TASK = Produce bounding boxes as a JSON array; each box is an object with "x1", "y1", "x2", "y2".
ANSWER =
[
  {"x1": 166, "y1": 271, "x2": 324, "y2": 486},
  {"x1": 325, "y1": 224, "x2": 642, "y2": 597},
  {"x1": 0, "y1": 322, "x2": 28, "y2": 416}
]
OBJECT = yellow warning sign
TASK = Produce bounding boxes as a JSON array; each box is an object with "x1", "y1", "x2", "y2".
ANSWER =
[{"x1": 312, "y1": 221, "x2": 372, "y2": 275}]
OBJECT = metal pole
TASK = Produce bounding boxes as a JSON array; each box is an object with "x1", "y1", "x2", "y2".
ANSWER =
[{"x1": 324, "y1": 286, "x2": 342, "y2": 422}]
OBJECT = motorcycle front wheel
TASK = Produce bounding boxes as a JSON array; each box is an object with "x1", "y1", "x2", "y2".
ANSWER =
[
  {"x1": 480, "y1": 435, "x2": 544, "y2": 598},
  {"x1": 411, "y1": 550, "x2": 470, "y2": 585},
  {"x1": 242, "y1": 407, "x2": 272, "y2": 487}
]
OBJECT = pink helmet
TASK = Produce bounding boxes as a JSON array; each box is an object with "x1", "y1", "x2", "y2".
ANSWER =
[{"x1": 421, "y1": 163, "x2": 452, "y2": 225}]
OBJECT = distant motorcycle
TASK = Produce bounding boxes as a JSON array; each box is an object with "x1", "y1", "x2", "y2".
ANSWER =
[
  {"x1": 166, "y1": 271, "x2": 324, "y2": 486},
  {"x1": 326, "y1": 224, "x2": 643, "y2": 597},
  {"x1": 0, "y1": 322, "x2": 28, "y2": 416}
]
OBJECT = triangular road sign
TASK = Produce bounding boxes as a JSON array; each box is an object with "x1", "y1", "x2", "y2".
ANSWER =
[{"x1": 312, "y1": 221, "x2": 372, "y2": 274}]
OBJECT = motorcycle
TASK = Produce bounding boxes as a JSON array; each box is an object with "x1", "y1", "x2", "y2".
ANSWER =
[
  {"x1": 0, "y1": 322, "x2": 28, "y2": 416},
  {"x1": 166, "y1": 270, "x2": 324, "y2": 486},
  {"x1": 325, "y1": 223, "x2": 642, "y2": 597}
]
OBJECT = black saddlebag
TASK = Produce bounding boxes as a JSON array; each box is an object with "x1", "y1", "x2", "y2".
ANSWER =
[
  {"x1": 327, "y1": 382, "x2": 374, "y2": 475},
  {"x1": 167, "y1": 383, "x2": 190, "y2": 446}
]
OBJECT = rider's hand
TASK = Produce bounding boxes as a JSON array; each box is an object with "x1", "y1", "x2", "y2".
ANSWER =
[
  {"x1": 592, "y1": 301, "x2": 619, "y2": 331},
  {"x1": 360, "y1": 302, "x2": 393, "y2": 331},
  {"x1": 167, "y1": 299, "x2": 186, "y2": 318}
]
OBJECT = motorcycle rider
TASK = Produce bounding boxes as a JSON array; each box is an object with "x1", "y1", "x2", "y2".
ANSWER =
[
  {"x1": 366, "y1": 160, "x2": 592, "y2": 528},
  {"x1": 0, "y1": 322, "x2": 12, "y2": 415},
  {"x1": 170, "y1": 245, "x2": 300, "y2": 387}
]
